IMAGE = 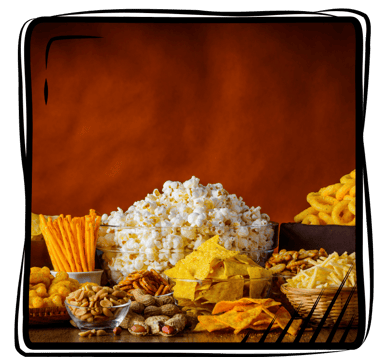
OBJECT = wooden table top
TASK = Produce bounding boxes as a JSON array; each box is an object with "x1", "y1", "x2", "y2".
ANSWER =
[{"x1": 28, "y1": 322, "x2": 358, "y2": 344}]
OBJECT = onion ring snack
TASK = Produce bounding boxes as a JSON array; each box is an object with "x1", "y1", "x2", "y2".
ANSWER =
[{"x1": 294, "y1": 169, "x2": 356, "y2": 226}]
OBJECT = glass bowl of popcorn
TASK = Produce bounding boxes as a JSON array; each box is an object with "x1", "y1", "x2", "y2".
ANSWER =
[{"x1": 97, "y1": 224, "x2": 278, "y2": 285}]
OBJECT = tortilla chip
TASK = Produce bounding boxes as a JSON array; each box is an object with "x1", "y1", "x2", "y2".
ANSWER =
[
  {"x1": 247, "y1": 266, "x2": 272, "y2": 279},
  {"x1": 233, "y1": 254, "x2": 259, "y2": 266},
  {"x1": 197, "y1": 315, "x2": 230, "y2": 332},
  {"x1": 271, "y1": 306, "x2": 303, "y2": 336},
  {"x1": 195, "y1": 282, "x2": 212, "y2": 291},
  {"x1": 224, "y1": 261, "x2": 250, "y2": 277},
  {"x1": 199, "y1": 280, "x2": 244, "y2": 303},
  {"x1": 164, "y1": 261, "x2": 194, "y2": 279},
  {"x1": 262, "y1": 304, "x2": 281, "y2": 319},
  {"x1": 232, "y1": 305, "x2": 257, "y2": 312},
  {"x1": 196, "y1": 235, "x2": 224, "y2": 251},
  {"x1": 288, "y1": 319, "x2": 303, "y2": 336},
  {"x1": 214, "y1": 306, "x2": 263, "y2": 333},
  {"x1": 206, "y1": 260, "x2": 227, "y2": 279},
  {"x1": 212, "y1": 298, "x2": 275, "y2": 315},
  {"x1": 173, "y1": 280, "x2": 197, "y2": 300},
  {"x1": 248, "y1": 322, "x2": 281, "y2": 331},
  {"x1": 193, "y1": 322, "x2": 207, "y2": 332},
  {"x1": 252, "y1": 311, "x2": 274, "y2": 325}
]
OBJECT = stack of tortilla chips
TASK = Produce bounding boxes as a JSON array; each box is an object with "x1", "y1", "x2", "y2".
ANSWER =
[
  {"x1": 164, "y1": 236, "x2": 272, "y2": 313},
  {"x1": 194, "y1": 298, "x2": 302, "y2": 335}
]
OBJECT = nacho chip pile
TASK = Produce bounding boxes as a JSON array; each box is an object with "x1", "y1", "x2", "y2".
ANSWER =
[
  {"x1": 194, "y1": 298, "x2": 302, "y2": 335},
  {"x1": 164, "y1": 236, "x2": 272, "y2": 311}
]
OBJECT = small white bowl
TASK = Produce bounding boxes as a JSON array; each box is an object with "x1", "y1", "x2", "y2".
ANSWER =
[{"x1": 50, "y1": 269, "x2": 104, "y2": 285}]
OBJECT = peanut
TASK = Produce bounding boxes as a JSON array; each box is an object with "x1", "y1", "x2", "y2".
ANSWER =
[
  {"x1": 78, "y1": 330, "x2": 93, "y2": 337},
  {"x1": 96, "y1": 329, "x2": 107, "y2": 336},
  {"x1": 113, "y1": 326, "x2": 122, "y2": 335},
  {"x1": 66, "y1": 285, "x2": 130, "y2": 324}
]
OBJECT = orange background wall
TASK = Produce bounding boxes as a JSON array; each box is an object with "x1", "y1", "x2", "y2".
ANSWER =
[{"x1": 30, "y1": 21, "x2": 356, "y2": 224}]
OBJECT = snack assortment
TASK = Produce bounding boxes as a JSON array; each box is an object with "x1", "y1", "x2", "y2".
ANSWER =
[
  {"x1": 265, "y1": 248, "x2": 328, "y2": 275},
  {"x1": 29, "y1": 171, "x2": 358, "y2": 340},
  {"x1": 193, "y1": 298, "x2": 302, "y2": 335},
  {"x1": 164, "y1": 235, "x2": 272, "y2": 311},
  {"x1": 294, "y1": 170, "x2": 356, "y2": 226},
  {"x1": 285, "y1": 251, "x2": 356, "y2": 289},
  {"x1": 29, "y1": 267, "x2": 79, "y2": 308},
  {"x1": 39, "y1": 210, "x2": 101, "y2": 272},
  {"x1": 98, "y1": 176, "x2": 275, "y2": 282},
  {"x1": 116, "y1": 269, "x2": 173, "y2": 296}
]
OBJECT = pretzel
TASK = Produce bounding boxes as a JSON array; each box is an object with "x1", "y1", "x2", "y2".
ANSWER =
[
  {"x1": 155, "y1": 284, "x2": 165, "y2": 296},
  {"x1": 140, "y1": 277, "x2": 158, "y2": 293}
]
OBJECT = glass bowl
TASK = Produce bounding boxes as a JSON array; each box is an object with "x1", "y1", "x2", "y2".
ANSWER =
[
  {"x1": 169, "y1": 277, "x2": 273, "y2": 308},
  {"x1": 96, "y1": 223, "x2": 278, "y2": 284},
  {"x1": 270, "y1": 273, "x2": 295, "y2": 296},
  {"x1": 64, "y1": 299, "x2": 131, "y2": 330}
]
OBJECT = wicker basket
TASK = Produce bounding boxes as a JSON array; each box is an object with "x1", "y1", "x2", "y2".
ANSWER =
[
  {"x1": 280, "y1": 284, "x2": 358, "y2": 327},
  {"x1": 29, "y1": 306, "x2": 70, "y2": 325}
]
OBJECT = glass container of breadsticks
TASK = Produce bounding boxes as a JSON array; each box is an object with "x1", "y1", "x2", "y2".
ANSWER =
[{"x1": 96, "y1": 224, "x2": 278, "y2": 284}]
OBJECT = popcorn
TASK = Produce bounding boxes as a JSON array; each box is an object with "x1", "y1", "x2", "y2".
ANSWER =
[{"x1": 98, "y1": 176, "x2": 275, "y2": 283}]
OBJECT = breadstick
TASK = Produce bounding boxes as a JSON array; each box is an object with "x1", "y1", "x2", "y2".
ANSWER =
[
  {"x1": 39, "y1": 215, "x2": 61, "y2": 271},
  {"x1": 94, "y1": 216, "x2": 101, "y2": 249},
  {"x1": 76, "y1": 222, "x2": 88, "y2": 272},
  {"x1": 63, "y1": 218, "x2": 82, "y2": 272},
  {"x1": 57, "y1": 217, "x2": 76, "y2": 272},
  {"x1": 47, "y1": 221, "x2": 71, "y2": 272},
  {"x1": 88, "y1": 222, "x2": 95, "y2": 271}
]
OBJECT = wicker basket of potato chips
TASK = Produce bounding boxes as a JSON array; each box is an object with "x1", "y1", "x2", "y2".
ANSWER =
[{"x1": 280, "y1": 252, "x2": 357, "y2": 327}]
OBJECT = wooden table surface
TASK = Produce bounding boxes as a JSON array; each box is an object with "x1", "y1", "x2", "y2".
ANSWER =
[{"x1": 28, "y1": 322, "x2": 358, "y2": 344}]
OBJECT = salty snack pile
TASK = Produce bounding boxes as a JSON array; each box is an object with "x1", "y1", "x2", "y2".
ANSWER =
[
  {"x1": 29, "y1": 267, "x2": 79, "y2": 308},
  {"x1": 285, "y1": 251, "x2": 356, "y2": 289},
  {"x1": 164, "y1": 235, "x2": 272, "y2": 311},
  {"x1": 39, "y1": 210, "x2": 101, "y2": 272},
  {"x1": 265, "y1": 248, "x2": 328, "y2": 275},
  {"x1": 116, "y1": 269, "x2": 173, "y2": 296},
  {"x1": 98, "y1": 176, "x2": 274, "y2": 282},
  {"x1": 294, "y1": 169, "x2": 356, "y2": 226},
  {"x1": 193, "y1": 298, "x2": 302, "y2": 335}
]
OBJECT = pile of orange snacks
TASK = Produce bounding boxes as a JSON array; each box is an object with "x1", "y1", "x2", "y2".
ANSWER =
[
  {"x1": 29, "y1": 267, "x2": 79, "y2": 308},
  {"x1": 39, "y1": 209, "x2": 101, "y2": 272},
  {"x1": 194, "y1": 298, "x2": 302, "y2": 335}
]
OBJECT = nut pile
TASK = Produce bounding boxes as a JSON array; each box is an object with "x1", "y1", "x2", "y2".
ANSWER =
[
  {"x1": 116, "y1": 269, "x2": 172, "y2": 296},
  {"x1": 66, "y1": 284, "x2": 130, "y2": 323},
  {"x1": 120, "y1": 288, "x2": 190, "y2": 336},
  {"x1": 265, "y1": 248, "x2": 328, "y2": 275}
]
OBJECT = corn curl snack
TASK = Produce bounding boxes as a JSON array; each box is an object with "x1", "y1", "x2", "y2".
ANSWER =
[{"x1": 294, "y1": 169, "x2": 356, "y2": 226}]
